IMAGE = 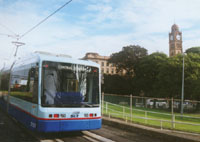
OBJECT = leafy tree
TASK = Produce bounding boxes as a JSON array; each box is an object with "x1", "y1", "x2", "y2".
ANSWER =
[
  {"x1": 105, "y1": 44, "x2": 200, "y2": 104},
  {"x1": 103, "y1": 74, "x2": 133, "y2": 95},
  {"x1": 157, "y1": 54, "x2": 183, "y2": 99},
  {"x1": 186, "y1": 47, "x2": 200, "y2": 54},
  {"x1": 109, "y1": 45, "x2": 148, "y2": 76},
  {"x1": 157, "y1": 53, "x2": 200, "y2": 101},
  {"x1": 133, "y1": 52, "x2": 168, "y2": 97},
  {"x1": 184, "y1": 53, "x2": 200, "y2": 100},
  {"x1": 103, "y1": 45, "x2": 148, "y2": 95}
]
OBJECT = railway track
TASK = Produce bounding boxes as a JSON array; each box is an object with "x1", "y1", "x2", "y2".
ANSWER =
[
  {"x1": 82, "y1": 131, "x2": 115, "y2": 142},
  {"x1": 38, "y1": 131, "x2": 115, "y2": 142}
]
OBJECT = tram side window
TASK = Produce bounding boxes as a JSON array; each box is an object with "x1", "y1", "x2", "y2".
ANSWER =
[
  {"x1": 0, "y1": 72, "x2": 10, "y2": 92},
  {"x1": 11, "y1": 66, "x2": 38, "y2": 103}
]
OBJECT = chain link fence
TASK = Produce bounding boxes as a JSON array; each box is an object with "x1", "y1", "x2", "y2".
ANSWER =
[
  {"x1": 103, "y1": 93, "x2": 200, "y2": 113},
  {"x1": 102, "y1": 93, "x2": 200, "y2": 134}
]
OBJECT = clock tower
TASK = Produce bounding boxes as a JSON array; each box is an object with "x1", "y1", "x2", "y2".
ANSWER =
[{"x1": 169, "y1": 24, "x2": 182, "y2": 57}]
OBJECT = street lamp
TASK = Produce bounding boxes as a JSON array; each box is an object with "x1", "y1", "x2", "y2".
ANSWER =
[{"x1": 181, "y1": 52, "x2": 185, "y2": 116}]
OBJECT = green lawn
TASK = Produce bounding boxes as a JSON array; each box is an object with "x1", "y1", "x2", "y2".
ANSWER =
[
  {"x1": 0, "y1": 91, "x2": 33, "y2": 102},
  {"x1": 102, "y1": 102, "x2": 200, "y2": 134}
]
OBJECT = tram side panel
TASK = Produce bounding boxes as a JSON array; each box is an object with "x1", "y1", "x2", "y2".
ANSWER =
[{"x1": 0, "y1": 96, "x2": 38, "y2": 131}]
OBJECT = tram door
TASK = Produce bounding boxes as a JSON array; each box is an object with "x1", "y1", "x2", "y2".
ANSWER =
[{"x1": 28, "y1": 66, "x2": 39, "y2": 129}]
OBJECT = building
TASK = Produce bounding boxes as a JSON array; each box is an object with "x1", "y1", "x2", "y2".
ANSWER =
[
  {"x1": 169, "y1": 24, "x2": 183, "y2": 57},
  {"x1": 82, "y1": 52, "x2": 117, "y2": 74}
]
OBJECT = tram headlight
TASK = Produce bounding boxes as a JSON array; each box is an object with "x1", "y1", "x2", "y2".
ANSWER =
[{"x1": 54, "y1": 114, "x2": 59, "y2": 118}]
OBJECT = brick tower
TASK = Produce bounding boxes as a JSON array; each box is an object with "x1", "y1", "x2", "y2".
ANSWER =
[{"x1": 169, "y1": 24, "x2": 182, "y2": 57}]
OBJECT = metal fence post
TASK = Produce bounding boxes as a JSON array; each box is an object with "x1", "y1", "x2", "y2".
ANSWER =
[
  {"x1": 102, "y1": 92, "x2": 104, "y2": 115},
  {"x1": 130, "y1": 94, "x2": 133, "y2": 122},
  {"x1": 106, "y1": 102, "x2": 108, "y2": 114},
  {"x1": 145, "y1": 98, "x2": 147, "y2": 108},
  {"x1": 123, "y1": 106, "x2": 125, "y2": 118},
  {"x1": 171, "y1": 97, "x2": 175, "y2": 129},
  {"x1": 145, "y1": 111, "x2": 147, "y2": 124},
  {"x1": 173, "y1": 115, "x2": 176, "y2": 129},
  {"x1": 171, "y1": 97, "x2": 174, "y2": 115}
]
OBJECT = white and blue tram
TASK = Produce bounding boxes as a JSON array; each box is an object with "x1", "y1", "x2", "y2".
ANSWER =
[{"x1": 0, "y1": 52, "x2": 101, "y2": 132}]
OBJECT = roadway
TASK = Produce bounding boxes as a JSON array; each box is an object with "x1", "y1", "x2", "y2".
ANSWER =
[{"x1": 0, "y1": 108, "x2": 171, "y2": 142}]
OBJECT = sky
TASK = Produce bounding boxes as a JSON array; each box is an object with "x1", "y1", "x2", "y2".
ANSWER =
[{"x1": 0, "y1": 0, "x2": 200, "y2": 67}]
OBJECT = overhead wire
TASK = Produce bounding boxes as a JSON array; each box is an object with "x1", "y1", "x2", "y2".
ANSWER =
[
  {"x1": 0, "y1": 0, "x2": 73, "y2": 40},
  {"x1": 20, "y1": 0, "x2": 73, "y2": 39},
  {"x1": 0, "y1": 33, "x2": 19, "y2": 39},
  {"x1": 0, "y1": 0, "x2": 73, "y2": 62},
  {"x1": 0, "y1": 22, "x2": 18, "y2": 36},
  {"x1": 0, "y1": 33, "x2": 9, "y2": 36}
]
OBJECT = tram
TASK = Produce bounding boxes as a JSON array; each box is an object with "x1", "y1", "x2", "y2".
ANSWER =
[{"x1": 0, "y1": 52, "x2": 101, "y2": 132}]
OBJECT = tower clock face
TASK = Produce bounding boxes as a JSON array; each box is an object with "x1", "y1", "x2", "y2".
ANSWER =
[{"x1": 176, "y1": 35, "x2": 181, "y2": 40}]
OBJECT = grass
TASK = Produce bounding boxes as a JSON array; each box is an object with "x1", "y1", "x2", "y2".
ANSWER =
[
  {"x1": 103, "y1": 102, "x2": 200, "y2": 134},
  {"x1": 0, "y1": 91, "x2": 32, "y2": 102}
]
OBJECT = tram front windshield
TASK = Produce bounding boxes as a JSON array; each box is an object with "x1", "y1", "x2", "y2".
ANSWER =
[{"x1": 41, "y1": 61, "x2": 100, "y2": 107}]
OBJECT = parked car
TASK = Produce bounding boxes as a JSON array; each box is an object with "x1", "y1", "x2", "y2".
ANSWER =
[{"x1": 147, "y1": 99, "x2": 169, "y2": 109}]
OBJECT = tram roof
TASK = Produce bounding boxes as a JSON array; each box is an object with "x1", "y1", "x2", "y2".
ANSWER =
[
  {"x1": 36, "y1": 52, "x2": 100, "y2": 67},
  {"x1": 6, "y1": 52, "x2": 100, "y2": 70}
]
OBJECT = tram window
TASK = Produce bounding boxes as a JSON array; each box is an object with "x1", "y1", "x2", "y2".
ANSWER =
[
  {"x1": 41, "y1": 61, "x2": 100, "y2": 107},
  {"x1": 10, "y1": 64, "x2": 38, "y2": 103},
  {"x1": 0, "y1": 72, "x2": 9, "y2": 92}
]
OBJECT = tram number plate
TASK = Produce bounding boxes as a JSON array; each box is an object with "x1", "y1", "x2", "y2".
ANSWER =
[
  {"x1": 70, "y1": 111, "x2": 80, "y2": 118},
  {"x1": 71, "y1": 114, "x2": 79, "y2": 118}
]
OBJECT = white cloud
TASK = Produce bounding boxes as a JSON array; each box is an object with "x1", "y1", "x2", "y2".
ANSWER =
[{"x1": 1, "y1": 0, "x2": 200, "y2": 68}]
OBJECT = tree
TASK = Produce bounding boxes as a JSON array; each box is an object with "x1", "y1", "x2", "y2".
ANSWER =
[
  {"x1": 184, "y1": 53, "x2": 200, "y2": 100},
  {"x1": 133, "y1": 52, "x2": 168, "y2": 97},
  {"x1": 157, "y1": 53, "x2": 200, "y2": 101},
  {"x1": 186, "y1": 47, "x2": 200, "y2": 54},
  {"x1": 106, "y1": 45, "x2": 200, "y2": 103},
  {"x1": 157, "y1": 54, "x2": 183, "y2": 99},
  {"x1": 103, "y1": 74, "x2": 133, "y2": 95},
  {"x1": 109, "y1": 45, "x2": 148, "y2": 76}
]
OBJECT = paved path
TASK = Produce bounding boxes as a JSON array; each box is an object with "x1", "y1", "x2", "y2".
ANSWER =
[{"x1": 91, "y1": 124, "x2": 161, "y2": 142}]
